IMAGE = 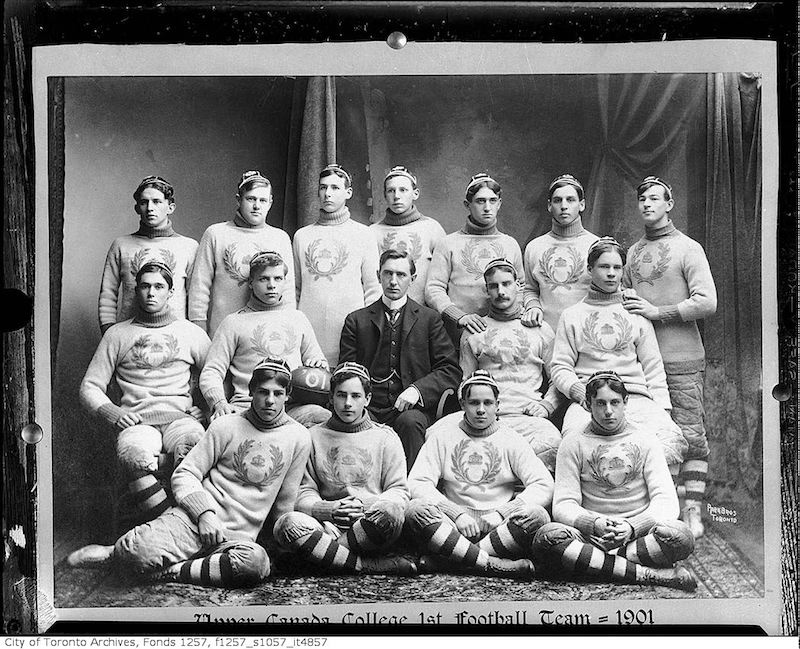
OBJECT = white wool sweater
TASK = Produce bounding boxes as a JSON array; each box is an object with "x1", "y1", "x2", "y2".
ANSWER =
[
  {"x1": 188, "y1": 220, "x2": 295, "y2": 337},
  {"x1": 522, "y1": 226, "x2": 598, "y2": 331},
  {"x1": 553, "y1": 420, "x2": 679, "y2": 538},
  {"x1": 408, "y1": 418, "x2": 554, "y2": 521},
  {"x1": 550, "y1": 289, "x2": 671, "y2": 410},
  {"x1": 98, "y1": 232, "x2": 198, "y2": 328},
  {"x1": 80, "y1": 316, "x2": 211, "y2": 426},
  {"x1": 171, "y1": 410, "x2": 311, "y2": 541},
  {"x1": 293, "y1": 213, "x2": 381, "y2": 367},
  {"x1": 370, "y1": 214, "x2": 446, "y2": 305},
  {"x1": 199, "y1": 299, "x2": 325, "y2": 409}
]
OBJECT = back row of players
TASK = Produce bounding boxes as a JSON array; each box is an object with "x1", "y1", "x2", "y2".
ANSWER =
[{"x1": 70, "y1": 165, "x2": 717, "y2": 592}]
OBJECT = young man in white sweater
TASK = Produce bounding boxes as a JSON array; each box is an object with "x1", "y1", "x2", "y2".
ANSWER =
[
  {"x1": 188, "y1": 171, "x2": 295, "y2": 337},
  {"x1": 68, "y1": 358, "x2": 312, "y2": 588},
  {"x1": 199, "y1": 251, "x2": 329, "y2": 427},
  {"x1": 98, "y1": 175, "x2": 198, "y2": 334},
  {"x1": 622, "y1": 176, "x2": 717, "y2": 538},
  {"x1": 80, "y1": 262, "x2": 211, "y2": 522},
  {"x1": 370, "y1": 166, "x2": 446, "y2": 305},
  {"x1": 405, "y1": 370, "x2": 554, "y2": 579},
  {"x1": 532, "y1": 371, "x2": 696, "y2": 591},
  {"x1": 274, "y1": 362, "x2": 416, "y2": 576}
]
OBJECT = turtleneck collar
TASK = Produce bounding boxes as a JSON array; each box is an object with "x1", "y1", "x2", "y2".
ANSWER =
[
  {"x1": 644, "y1": 219, "x2": 677, "y2": 240},
  {"x1": 458, "y1": 417, "x2": 500, "y2": 438},
  {"x1": 488, "y1": 298, "x2": 522, "y2": 321},
  {"x1": 463, "y1": 215, "x2": 498, "y2": 236},
  {"x1": 550, "y1": 219, "x2": 585, "y2": 238},
  {"x1": 245, "y1": 408, "x2": 291, "y2": 430},
  {"x1": 134, "y1": 220, "x2": 175, "y2": 238},
  {"x1": 383, "y1": 205, "x2": 421, "y2": 227},
  {"x1": 317, "y1": 205, "x2": 350, "y2": 226},
  {"x1": 233, "y1": 211, "x2": 267, "y2": 229},
  {"x1": 585, "y1": 284, "x2": 624, "y2": 305},
  {"x1": 326, "y1": 410, "x2": 373, "y2": 433},
  {"x1": 245, "y1": 295, "x2": 287, "y2": 312},
  {"x1": 588, "y1": 416, "x2": 628, "y2": 437},
  {"x1": 132, "y1": 304, "x2": 176, "y2": 327}
]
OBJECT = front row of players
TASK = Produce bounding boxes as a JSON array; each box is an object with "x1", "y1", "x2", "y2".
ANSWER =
[{"x1": 69, "y1": 359, "x2": 696, "y2": 592}]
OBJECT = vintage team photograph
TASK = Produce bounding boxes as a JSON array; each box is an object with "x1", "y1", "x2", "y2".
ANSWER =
[{"x1": 30, "y1": 40, "x2": 781, "y2": 630}]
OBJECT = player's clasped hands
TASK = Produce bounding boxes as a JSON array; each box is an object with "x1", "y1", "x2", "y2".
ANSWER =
[{"x1": 332, "y1": 496, "x2": 365, "y2": 527}]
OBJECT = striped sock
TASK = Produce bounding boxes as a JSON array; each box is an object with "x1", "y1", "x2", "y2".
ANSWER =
[
  {"x1": 555, "y1": 538, "x2": 638, "y2": 584},
  {"x1": 296, "y1": 529, "x2": 360, "y2": 572},
  {"x1": 681, "y1": 459, "x2": 708, "y2": 502},
  {"x1": 162, "y1": 552, "x2": 236, "y2": 587},
  {"x1": 343, "y1": 518, "x2": 385, "y2": 553},
  {"x1": 478, "y1": 520, "x2": 527, "y2": 558},
  {"x1": 127, "y1": 471, "x2": 170, "y2": 520},
  {"x1": 616, "y1": 533, "x2": 673, "y2": 568},
  {"x1": 419, "y1": 521, "x2": 489, "y2": 569}
]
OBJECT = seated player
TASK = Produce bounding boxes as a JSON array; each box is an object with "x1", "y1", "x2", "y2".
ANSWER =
[
  {"x1": 68, "y1": 358, "x2": 312, "y2": 589},
  {"x1": 405, "y1": 370, "x2": 554, "y2": 579},
  {"x1": 532, "y1": 371, "x2": 696, "y2": 591},
  {"x1": 339, "y1": 249, "x2": 461, "y2": 469},
  {"x1": 199, "y1": 251, "x2": 329, "y2": 427},
  {"x1": 453, "y1": 257, "x2": 564, "y2": 472},
  {"x1": 274, "y1": 362, "x2": 417, "y2": 576},
  {"x1": 80, "y1": 261, "x2": 210, "y2": 523}
]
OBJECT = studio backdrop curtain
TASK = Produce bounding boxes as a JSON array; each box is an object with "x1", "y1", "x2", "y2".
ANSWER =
[{"x1": 703, "y1": 72, "x2": 763, "y2": 495}]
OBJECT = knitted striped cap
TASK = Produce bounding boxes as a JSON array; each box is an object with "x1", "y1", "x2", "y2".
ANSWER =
[
  {"x1": 465, "y1": 172, "x2": 497, "y2": 198},
  {"x1": 238, "y1": 170, "x2": 270, "y2": 190},
  {"x1": 548, "y1": 173, "x2": 583, "y2": 195},
  {"x1": 135, "y1": 175, "x2": 173, "y2": 197},
  {"x1": 588, "y1": 236, "x2": 621, "y2": 253},
  {"x1": 331, "y1": 361, "x2": 371, "y2": 383},
  {"x1": 457, "y1": 369, "x2": 500, "y2": 400},
  {"x1": 253, "y1": 356, "x2": 292, "y2": 380},
  {"x1": 320, "y1": 163, "x2": 352, "y2": 186},
  {"x1": 384, "y1": 165, "x2": 417, "y2": 187},
  {"x1": 482, "y1": 257, "x2": 517, "y2": 280},
  {"x1": 586, "y1": 369, "x2": 623, "y2": 384},
  {"x1": 637, "y1": 175, "x2": 673, "y2": 200}
]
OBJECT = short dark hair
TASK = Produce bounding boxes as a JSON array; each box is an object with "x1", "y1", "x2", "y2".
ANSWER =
[
  {"x1": 465, "y1": 177, "x2": 502, "y2": 203},
  {"x1": 379, "y1": 248, "x2": 416, "y2": 276},
  {"x1": 135, "y1": 262, "x2": 173, "y2": 289},
  {"x1": 249, "y1": 251, "x2": 288, "y2": 280},
  {"x1": 319, "y1": 164, "x2": 352, "y2": 188},
  {"x1": 548, "y1": 178, "x2": 585, "y2": 202},
  {"x1": 587, "y1": 238, "x2": 627, "y2": 268},
  {"x1": 330, "y1": 369, "x2": 371, "y2": 397},
  {"x1": 462, "y1": 382, "x2": 499, "y2": 401},
  {"x1": 249, "y1": 367, "x2": 292, "y2": 395},
  {"x1": 133, "y1": 176, "x2": 174, "y2": 204},
  {"x1": 586, "y1": 372, "x2": 629, "y2": 403}
]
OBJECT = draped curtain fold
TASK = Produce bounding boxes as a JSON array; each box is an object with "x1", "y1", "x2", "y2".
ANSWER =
[
  {"x1": 281, "y1": 76, "x2": 336, "y2": 235},
  {"x1": 703, "y1": 72, "x2": 763, "y2": 494}
]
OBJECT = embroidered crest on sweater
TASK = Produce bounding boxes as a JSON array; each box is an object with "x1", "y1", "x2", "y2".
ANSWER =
[
  {"x1": 629, "y1": 242, "x2": 671, "y2": 286},
  {"x1": 321, "y1": 446, "x2": 373, "y2": 488},
  {"x1": 129, "y1": 334, "x2": 181, "y2": 373},
  {"x1": 232, "y1": 439, "x2": 286, "y2": 491},
  {"x1": 378, "y1": 231, "x2": 424, "y2": 261},
  {"x1": 450, "y1": 438, "x2": 502, "y2": 490},
  {"x1": 249, "y1": 322, "x2": 299, "y2": 358},
  {"x1": 459, "y1": 240, "x2": 505, "y2": 279},
  {"x1": 222, "y1": 243, "x2": 259, "y2": 287},
  {"x1": 581, "y1": 311, "x2": 633, "y2": 354},
  {"x1": 537, "y1": 244, "x2": 584, "y2": 289},
  {"x1": 586, "y1": 441, "x2": 644, "y2": 492},
  {"x1": 129, "y1": 247, "x2": 178, "y2": 280},
  {"x1": 304, "y1": 238, "x2": 350, "y2": 281},
  {"x1": 480, "y1": 327, "x2": 532, "y2": 366}
]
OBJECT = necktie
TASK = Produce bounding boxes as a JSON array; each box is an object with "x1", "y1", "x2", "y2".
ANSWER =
[{"x1": 388, "y1": 309, "x2": 400, "y2": 326}]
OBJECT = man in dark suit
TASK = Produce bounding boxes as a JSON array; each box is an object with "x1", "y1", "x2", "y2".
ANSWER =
[{"x1": 339, "y1": 249, "x2": 462, "y2": 469}]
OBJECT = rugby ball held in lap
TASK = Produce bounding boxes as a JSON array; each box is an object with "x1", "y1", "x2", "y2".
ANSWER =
[{"x1": 291, "y1": 366, "x2": 331, "y2": 405}]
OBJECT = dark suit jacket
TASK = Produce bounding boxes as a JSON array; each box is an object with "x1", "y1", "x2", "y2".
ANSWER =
[{"x1": 339, "y1": 298, "x2": 462, "y2": 419}]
